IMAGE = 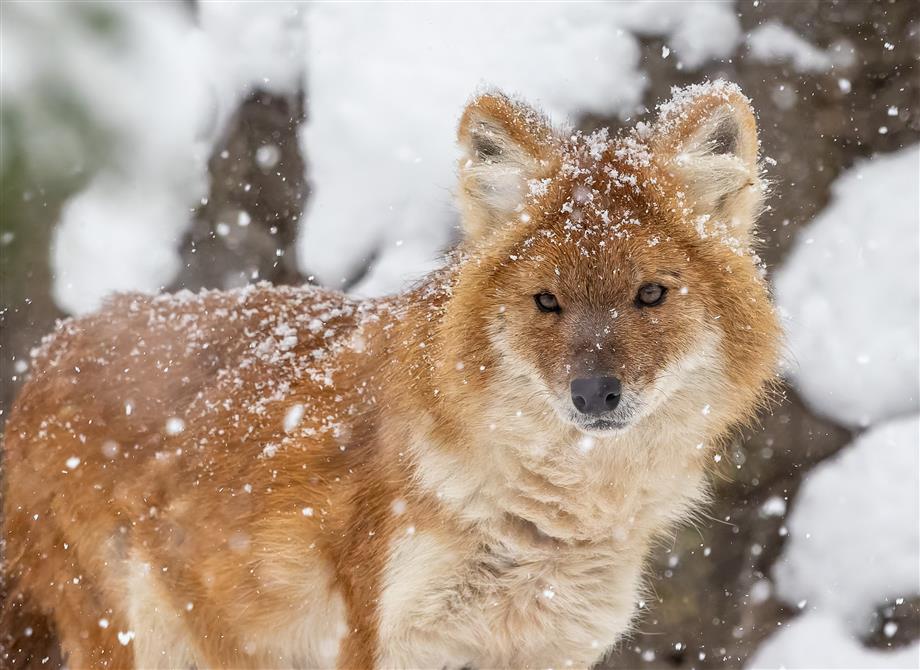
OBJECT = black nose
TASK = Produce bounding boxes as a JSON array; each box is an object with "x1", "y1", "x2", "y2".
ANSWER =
[{"x1": 570, "y1": 376, "x2": 622, "y2": 415}]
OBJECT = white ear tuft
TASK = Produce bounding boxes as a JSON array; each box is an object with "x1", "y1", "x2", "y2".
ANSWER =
[
  {"x1": 653, "y1": 82, "x2": 764, "y2": 240},
  {"x1": 457, "y1": 93, "x2": 557, "y2": 242}
]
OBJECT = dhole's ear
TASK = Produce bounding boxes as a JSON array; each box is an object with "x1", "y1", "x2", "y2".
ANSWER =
[
  {"x1": 651, "y1": 82, "x2": 764, "y2": 241},
  {"x1": 457, "y1": 92, "x2": 558, "y2": 242}
]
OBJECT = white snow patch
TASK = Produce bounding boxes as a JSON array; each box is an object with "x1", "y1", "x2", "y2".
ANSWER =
[
  {"x1": 617, "y1": 2, "x2": 741, "y2": 69},
  {"x1": 775, "y1": 146, "x2": 920, "y2": 428},
  {"x1": 283, "y1": 403, "x2": 306, "y2": 433},
  {"x1": 747, "y1": 21, "x2": 850, "y2": 73},
  {"x1": 748, "y1": 612, "x2": 919, "y2": 669},
  {"x1": 196, "y1": 2, "x2": 305, "y2": 99},
  {"x1": 772, "y1": 415, "x2": 920, "y2": 634},
  {"x1": 54, "y1": 179, "x2": 197, "y2": 313},
  {"x1": 165, "y1": 417, "x2": 186, "y2": 436}
]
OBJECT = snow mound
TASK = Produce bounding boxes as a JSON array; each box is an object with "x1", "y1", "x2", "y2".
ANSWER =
[
  {"x1": 771, "y1": 415, "x2": 920, "y2": 630},
  {"x1": 775, "y1": 146, "x2": 920, "y2": 427},
  {"x1": 748, "y1": 612, "x2": 920, "y2": 669},
  {"x1": 616, "y1": 2, "x2": 741, "y2": 69},
  {"x1": 38, "y1": 3, "x2": 213, "y2": 314},
  {"x1": 746, "y1": 20, "x2": 851, "y2": 73},
  {"x1": 8, "y1": 3, "x2": 306, "y2": 314},
  {"x1": 197, "y1": 2, "x2": 305, "y2": 100},
  {"x1": 54, "y1": 179, "x2": 192, "y2": 314},
  {"x1": 298, "y1": 3, "x2": 742, "y2": 295},
  {"x1": 749, "y1": 414, "x2": 920, "y2": 669}
]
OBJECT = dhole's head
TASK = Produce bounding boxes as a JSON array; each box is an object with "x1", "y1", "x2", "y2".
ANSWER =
[{"x1": 443, "y1": 82, "x2": 780, "y2": 439}]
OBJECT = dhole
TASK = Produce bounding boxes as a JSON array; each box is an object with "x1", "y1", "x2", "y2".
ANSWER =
[{"x1": 2, "y1": 81, "x2": 780, "y2": 669}]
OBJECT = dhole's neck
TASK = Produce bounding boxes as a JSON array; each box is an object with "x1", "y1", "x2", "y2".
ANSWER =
[{"x1": 377, "y1": 268, "x2": 711, "y2": 550}]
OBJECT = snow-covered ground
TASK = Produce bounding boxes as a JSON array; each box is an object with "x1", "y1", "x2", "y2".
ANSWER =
[
  {"x1": 774, "y1": 416, "x2": 919, "y2": 631},
  {"x1": 749, "y1": 612, "x2": 920, "y2": 670}
]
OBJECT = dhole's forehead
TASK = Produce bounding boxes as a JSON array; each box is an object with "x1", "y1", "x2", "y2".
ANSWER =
[
  {"x1": 509, "y1": 136, "x2": 687, "y2": 279},
  {"x1": 535, "y1": 134, "x2": 676, "y2": 233},
  {"x1": 506, "y1": 229, "x2": 685, "y2": 297}
]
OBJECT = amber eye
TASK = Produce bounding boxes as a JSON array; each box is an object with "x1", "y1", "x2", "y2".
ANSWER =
[
  {"x1": 534, "y1": 292, "x2": 561, "y2": 313},
  {"x1": 636, "y1": 283, "x2": 667, "y2": 307}
]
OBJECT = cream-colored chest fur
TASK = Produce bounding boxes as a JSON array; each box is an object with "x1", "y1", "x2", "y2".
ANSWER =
[
  {"x1": 378, "y1": 521, "x2": 644, "y2": 670},
  {"x1": 379, "y1": 421, "x2": 710, "y2": 669}
]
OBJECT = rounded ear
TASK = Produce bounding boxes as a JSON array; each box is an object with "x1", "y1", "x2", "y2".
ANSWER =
[
  {"x1": 650, "y1": 82, "x2": 764, "y2": 242},
  {"x1": 457, "y1": 92, "x2": 559, "y2": 243}
]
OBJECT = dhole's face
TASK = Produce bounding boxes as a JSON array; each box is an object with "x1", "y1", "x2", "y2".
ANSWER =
[
  {"x1": 455, "y1": 85, "x2": 774, "y2": 437},
  {"x1": 486, "y1": 172, "x2": 718, "y2": 436}
]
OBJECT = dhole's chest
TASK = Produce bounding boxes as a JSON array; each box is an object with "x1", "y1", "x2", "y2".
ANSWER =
[{"x1": 376, "y1": 526, "x2": 643, "y2": 669}]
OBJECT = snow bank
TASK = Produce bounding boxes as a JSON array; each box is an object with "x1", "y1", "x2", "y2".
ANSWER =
[
  {"x1": 29, "y1": 3, "x2": 215, "y2": 315},
  {"x1": 748, "y1": 415, "x2": 920, "y2": 669},
  {"x1": 299, "y1": 2, "x2": 742, "y2": 295},
  {"x1": 775, "y1": 146, "x2": 920, "y2": 427},
  {"x1": 748, "y1": 144, "x2": 919, "y2": 668},
  {"x1": 616, "y1": 1, "x2": 741, "y2": 69},
  {"x1": 746, "y1": 20, "x2": 851, "y2": 73},
  {"x1": 748, "y1": 612, "x2": 920, "y2": 669},
  {"x1": 773, "y1": 415, "x2": 920, "y2": 629},
  {"x1": 2, "y1": 2, "x2": 305, "y2": 314}
]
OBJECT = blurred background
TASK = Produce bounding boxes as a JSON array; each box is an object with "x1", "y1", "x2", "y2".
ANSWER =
[{"x1": 1, "y1": 1, "x2": 918, "y2": 668}]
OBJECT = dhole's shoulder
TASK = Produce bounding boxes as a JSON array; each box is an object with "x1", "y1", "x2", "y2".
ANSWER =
[
  {"x1": 8, "y1": 283, "x2": 381, "y2": 438},
  {"x1": 27, "y1": 282, "x2": 360, "y2": 370}
]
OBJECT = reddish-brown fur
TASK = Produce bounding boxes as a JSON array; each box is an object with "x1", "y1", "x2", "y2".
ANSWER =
[{"x1": 2, "y1": 82, "x2": 780, "y2": 669}]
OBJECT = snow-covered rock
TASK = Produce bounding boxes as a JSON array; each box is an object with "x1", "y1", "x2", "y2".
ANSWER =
[{"x1": 775, "y1": 146, "x2": 920, "y2": 428}]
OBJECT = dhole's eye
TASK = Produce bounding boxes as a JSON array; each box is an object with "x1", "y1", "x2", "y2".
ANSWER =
[
  {"x1": 534, "y1": 292, "x2": 561, "y2": 313},
  {"x1": 636, "y1": 283, "x2": 667, "y2": 307}
]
